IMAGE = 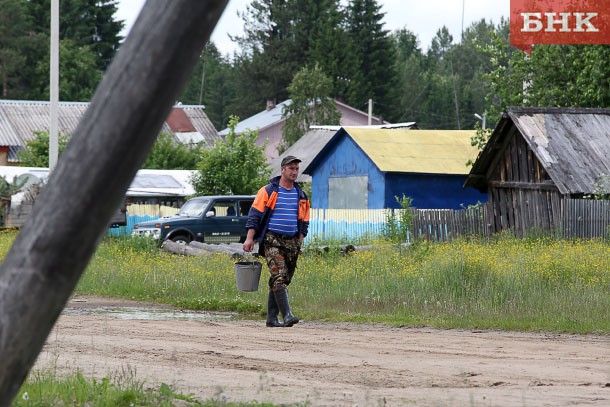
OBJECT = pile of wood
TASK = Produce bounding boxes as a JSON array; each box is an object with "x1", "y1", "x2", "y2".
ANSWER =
[
  {"x1": 161, "y1": 240, "x2": 252, "y2": 259},
  {"x1": 161, "y1": 240, "x2": 367, "y2": 258}
]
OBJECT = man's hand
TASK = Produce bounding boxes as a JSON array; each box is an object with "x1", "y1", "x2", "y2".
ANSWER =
[
  {"x1": 243, "y1": 229, "x2": 256, "y2": 252},
  {"x1": 243, "y1": 237, "x2": 254, "y2": 252}
]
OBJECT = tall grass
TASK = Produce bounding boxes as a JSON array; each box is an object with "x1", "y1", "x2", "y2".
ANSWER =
[
  {"x1": 297, "y1": 237, "x2": 610, "y2": 332},
  {"x1": 1, "y1": 231, "x2": 609, "y2": 333}
]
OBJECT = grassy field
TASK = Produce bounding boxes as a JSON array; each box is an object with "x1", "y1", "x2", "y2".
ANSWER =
[
  {"x1": 76, "y1": 233, "x2": 610, "y2": 333},
  {"x1": 2, "y1": 230, "x2": 608, "y2": 333},
  {"x1": 2, "y1": 230, "x2": 609, "y2": 405}
]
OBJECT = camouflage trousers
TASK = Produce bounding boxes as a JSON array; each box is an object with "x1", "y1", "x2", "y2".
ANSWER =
[{"x1": 263, "y1": 231, "x2": 301, "y2": 291}]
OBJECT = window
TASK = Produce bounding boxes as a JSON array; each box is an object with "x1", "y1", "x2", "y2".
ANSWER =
[{"x1": 329, "y1": 176, "x2": 368, "y2": 209}]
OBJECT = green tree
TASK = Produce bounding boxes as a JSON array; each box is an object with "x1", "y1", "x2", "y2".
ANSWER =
[
  {"x1": 482, "y1": 26, "x2": 610, "y2": 123},
  {"x1": 292, "y1": 0, "x2": 351, "y2": 99},
  {"x1": 225, "y1": 52, "x2": 268, "y2": 122},
  {"x1": 191, "y1": 116, "x2": 270, "y2": 195},
  {"x1": 0, "y1": 0, "x2": 30, "y2": 98},
  {"x1": 416, "y1": 26, "x2": 461, "y2": 129},
  {"x1": 467, "y1": 22, "x2": 610, "y2": 155},
  {"x1": 232, "y1": 0, "x2": 350, "y2": 114},
  {"x1": 142, "y1": 133, "x2": 203, "y2": 170},
  {"x1": 234, "y1": 0, "x2": 300, "y2": 103},
  {"x1": 345, "y1": 0, "x2": 398, "y2": 121},
  {"x1": 392, "y1": 28, "x2": 426, "y2": 123},
  {"x1": 27, "y1": 0, "x2": 123, "y2": 71},
  {"x1": 1, "y1": 0, "x2": 122, "y2": 101},
  {"x1": 179, "y1": 42, "x2": 236, "y2": 130},
  {"x1": 31, "y1": 39, "x2": 101, "y2": 101},
  {"x1": 281, "y1": 65, "x2": 340, "y2": 151},
  {"x1": 402, "y1": 19, "x2": 499, "y2": 130},
  {"x1": 17, "y1": 131, "x2": 70, "y2": 167},
  {"x1": 447, "y1": 19, "x2": 497, "y2": 129}
]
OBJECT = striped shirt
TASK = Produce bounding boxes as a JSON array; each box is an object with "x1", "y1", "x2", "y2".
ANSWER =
[{"x1": 267, "y1": 186, "x2": 299, "y2": 236}]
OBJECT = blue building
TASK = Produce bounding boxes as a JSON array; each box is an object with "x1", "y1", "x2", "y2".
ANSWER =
[{"x1": 302, "y1": 127, "x2": 487, "y2": 209}]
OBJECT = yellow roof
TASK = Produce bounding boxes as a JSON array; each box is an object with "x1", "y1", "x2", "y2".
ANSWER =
[{"x1": 344, "y1": 128, "x2": 478, "y2": 175}]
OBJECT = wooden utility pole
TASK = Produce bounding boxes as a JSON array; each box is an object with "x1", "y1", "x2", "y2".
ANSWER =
[
  {"x1": 0, "y1": 1, "x2": 228, "y2": 404},
  {"x1": 49, "y1": 0, "x2": 59, "y2": 171}
]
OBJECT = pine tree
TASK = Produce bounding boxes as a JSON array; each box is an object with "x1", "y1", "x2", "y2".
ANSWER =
[
  {"x1": 0, "y1": 0, "x2": 31, "y2": 98},
  {"x1": 293, "y1": 0, "x2": 350, "y2": 98},
  {"x1": 234, "y1": 0, "x2": 301, "y2": 103},
  {"x1": 344, "y1": 0, "x2": 398, "y2": 121},
  {"x1": 391, "y1": 29, "x2": 425, "y2": 123},
  {"x1": 232, "y1": 0, "x2": 349, "y2": 111},
  {"x1": 26, "y1": 0, "x2": 123, "y2": 72},
  {"x1": 179, "y1": 42, "x2": 237, "y2": 130}
]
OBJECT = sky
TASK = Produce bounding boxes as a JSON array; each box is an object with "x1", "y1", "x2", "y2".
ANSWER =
[{"x1": 114, "y1": 1, "x2": 511, "y2": 55}]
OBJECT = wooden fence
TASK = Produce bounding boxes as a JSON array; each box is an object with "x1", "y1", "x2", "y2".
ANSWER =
[
  {"x1": 408, "y1": 199, "x2": 610, "y2": 241},
  {"x1": 561, "y1": 199, "x2": 610, "y2": 239},
  {"x1": 310, "y1": 199, "x2": 610, "y2": 242}
]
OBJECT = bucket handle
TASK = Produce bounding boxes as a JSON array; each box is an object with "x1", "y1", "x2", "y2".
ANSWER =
[{"x1": 236, "y1": 251, "x2": 258, "y2": 263}]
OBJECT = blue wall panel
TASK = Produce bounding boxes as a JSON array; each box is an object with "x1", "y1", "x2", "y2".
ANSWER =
[
  {"x1": 311, "y1": 135, "x2": 385, "y2": 209},
  {"x1": 385, "y1": 173, "x2": 487, "y2": 209}
]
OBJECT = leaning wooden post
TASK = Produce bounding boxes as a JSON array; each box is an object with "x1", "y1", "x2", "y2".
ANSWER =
[{"x1": 0, "y1": 0, "x2": 227, "y2": 403}]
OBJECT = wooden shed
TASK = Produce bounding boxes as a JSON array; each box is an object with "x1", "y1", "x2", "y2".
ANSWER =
[{"x1": 465, "y1": 107, "x2": 610, "y2": 234}]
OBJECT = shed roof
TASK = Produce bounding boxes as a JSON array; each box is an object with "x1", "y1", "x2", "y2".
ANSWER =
[
  {"x1": 0, "y1": 100, "x2": 219, "y2": 162},
  {"x1": 466, "y1": 107, "x2": 610, "y2": 195},
  {"x1": 309, "y1": 128, "x2": 476, "y2": 175},
  {"x1": 270, "y1": 127, "x2": 337, "y2": 182}
]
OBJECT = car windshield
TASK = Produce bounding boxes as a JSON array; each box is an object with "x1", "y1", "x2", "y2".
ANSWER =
[{"x1": 177, "y1": 199, "x2": 209, "y2": 217}]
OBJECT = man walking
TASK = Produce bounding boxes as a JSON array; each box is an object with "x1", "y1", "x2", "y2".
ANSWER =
[{"x1": 243, "y1": 156, "x2": 310, "y2": 327}]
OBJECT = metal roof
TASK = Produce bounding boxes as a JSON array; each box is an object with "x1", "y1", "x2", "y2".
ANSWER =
[
  {"x1": 309, "y1": 122, "x2": 417, "y2": 130},
  {"x1": 0, "y1": 100, "x2": 88, "y2": 147},
  {"x1": 0, "y1": 100, "x2": 219, "y2": 162},
  {"x1": 342, "y1": 128, "x2": 477, "y2": 175},
  {"x1": 271, "y1": 123, "x2": 420, "y2": 182},
  {"x1": 0, "y1": 167, "x2": 196, "y2": 199},
  {"x1": 270, "y1": 127, "x2": 338, "y2": 182},
  {"x1": 219, "y1": 99, "x2": 400, "y2": 137},
  {"x1": 218, "y1": 100, "x2": 291, "y2": 136},
  {"x1": 466, "y1": 107, "x2": 610, "y2": 195}
]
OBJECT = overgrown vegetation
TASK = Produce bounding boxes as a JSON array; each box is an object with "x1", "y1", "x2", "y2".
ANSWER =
[
  {"x1": 142, "y1": 133, "x2": 204, "y2": 170},
  {"x1": 382, "y1": 194, "x2": 414, "y2": 243},
  {"x1": 190, "y1": 116, "x2": 270, "y2": 196},
  {"x1": 17, "y1": 131, "x2": 70, "y2": 167},
  {"x1": 2, "y1": 230, "x2": 607, "y2": 334}
]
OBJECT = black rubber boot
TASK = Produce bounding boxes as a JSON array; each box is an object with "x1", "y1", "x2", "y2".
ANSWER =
[
  {"x1": 266, "y1": 290, "x2": 283, "y2": 327},
  {"x1": 274, "y1": 288, "x2": 299, "y2": 327}
]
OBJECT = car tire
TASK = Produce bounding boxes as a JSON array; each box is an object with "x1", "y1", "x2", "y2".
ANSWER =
[{"x1": 171, "y1": 235, "x2": 191, "y2": 245}]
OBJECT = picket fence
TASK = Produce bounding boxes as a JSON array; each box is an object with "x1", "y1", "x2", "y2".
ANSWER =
[
  {"x1": 109, "y1": 200, "x2": 610, "y2": 242},
  {"x1": 108, "y1": 205, "x2": 391, "y2": 242}
]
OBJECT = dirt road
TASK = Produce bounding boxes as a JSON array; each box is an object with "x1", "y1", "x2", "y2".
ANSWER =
[{"x1": 34, "y1": 295, "x2": 610, "y2": 406}]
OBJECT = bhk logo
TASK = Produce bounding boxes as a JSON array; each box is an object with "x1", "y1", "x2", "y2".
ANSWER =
[{"x1": 510, "y1": 0, "x2": 610, "y2": 52}]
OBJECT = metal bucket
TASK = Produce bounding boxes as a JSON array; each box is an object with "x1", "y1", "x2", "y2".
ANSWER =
[{"x1": 234, "y1": 261, "x2": 262, "y2": 292}]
